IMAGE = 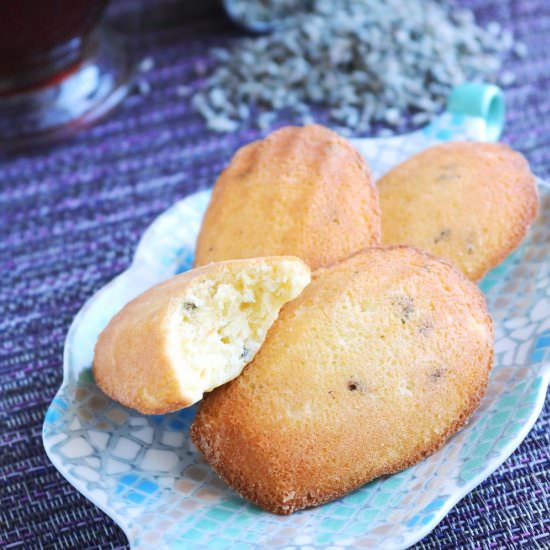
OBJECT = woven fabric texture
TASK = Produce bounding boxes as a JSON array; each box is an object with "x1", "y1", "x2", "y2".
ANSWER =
[{"x1": 1, "y1": 0, "x2": 549, "y2": 548}]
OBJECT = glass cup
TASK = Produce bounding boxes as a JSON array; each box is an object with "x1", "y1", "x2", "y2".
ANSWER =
[{"x1": 0, "y1": 0, "x2": 134, "y2": 147}]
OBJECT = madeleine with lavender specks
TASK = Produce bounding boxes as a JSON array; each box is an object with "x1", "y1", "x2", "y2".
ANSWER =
[
  {"x1": 191, "y1": 246, "x2": 493, "y2": 515},
  {"x1": 378, "y1": 142, "x2": 538, "y2": 281}
]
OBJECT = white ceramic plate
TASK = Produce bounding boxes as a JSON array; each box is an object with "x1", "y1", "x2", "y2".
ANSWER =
[{"x1": 43, "y1": 112, "x2": 550, "y2": 549}]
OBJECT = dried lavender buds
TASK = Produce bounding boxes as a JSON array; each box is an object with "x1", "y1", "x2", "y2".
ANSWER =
[
  {"x1": 195, "y1": 0, "x2": 523, "y2": 135},
  {"x1": 225, "y1": 0, "x2": 312, "y2": 27}
]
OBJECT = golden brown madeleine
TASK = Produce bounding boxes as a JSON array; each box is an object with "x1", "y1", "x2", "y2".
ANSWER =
[
  {"x1": 378, "y1": 142, "x2": 538, "y2": 281},
  {"x1": 194, "y1": 124, "x2": 380, "y2": 269},
  {"x1": 191, "y1": 246, "x2": 493, "y2": 514},
  {"x1": 93, "y1": 257, "x2": 310, "y2": 414}
]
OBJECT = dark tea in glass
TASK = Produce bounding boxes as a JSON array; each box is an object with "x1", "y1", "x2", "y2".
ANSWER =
[{"x1": 0, "y1": 0, "x2": 133, "y2": 146}]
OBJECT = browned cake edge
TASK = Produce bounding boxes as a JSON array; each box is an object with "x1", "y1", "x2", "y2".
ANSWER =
[{"x1": 470, "y1": 145, "x2": 539, "y2": 281}]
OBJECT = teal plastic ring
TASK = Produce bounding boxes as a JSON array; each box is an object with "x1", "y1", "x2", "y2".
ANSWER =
[{"x1": 447, "y1": 83, "x2": 505, "y2": 142}]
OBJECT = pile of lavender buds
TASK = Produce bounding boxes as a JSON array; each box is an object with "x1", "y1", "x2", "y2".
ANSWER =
[
  {"x1": 192, "y1": 0, "x2": 526, "y2": 135},
  {"x1": 227, "y1": 0, "x2": 312, "y2": 24}
]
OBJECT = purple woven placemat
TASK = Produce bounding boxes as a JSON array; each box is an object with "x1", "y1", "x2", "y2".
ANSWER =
[{"x1": 1, "y1": 0, "x2": 549, "y2": 548}]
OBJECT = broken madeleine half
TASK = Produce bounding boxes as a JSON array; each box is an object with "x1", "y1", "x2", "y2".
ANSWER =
[{"x1": 93, "y1": 256, "x2": 310, "y2": 414}]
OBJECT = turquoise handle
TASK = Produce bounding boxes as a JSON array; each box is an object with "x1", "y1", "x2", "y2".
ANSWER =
[{"x1": 447, "y1": 83, "x2": 505, "y2": 142}]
